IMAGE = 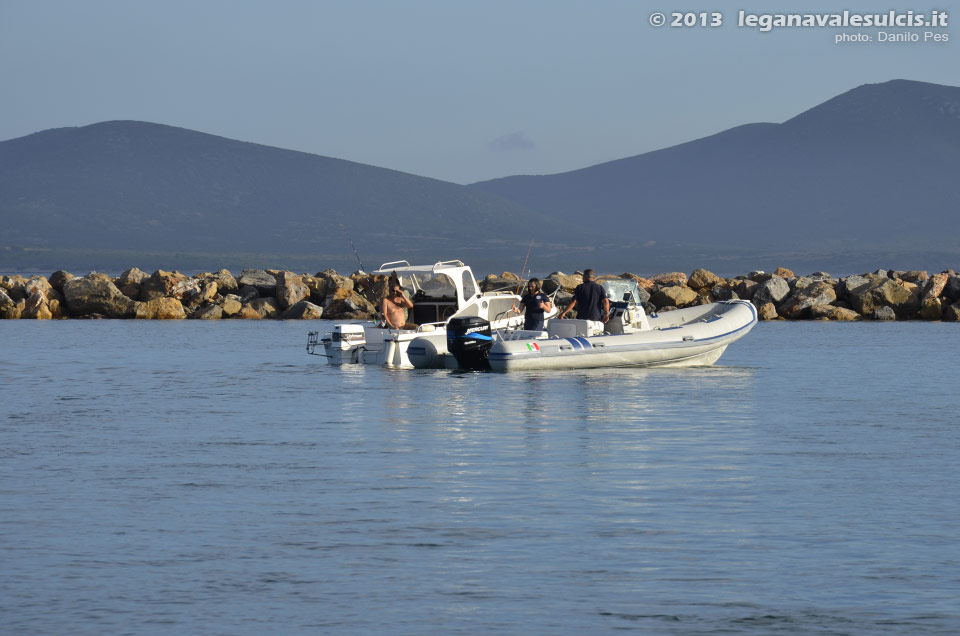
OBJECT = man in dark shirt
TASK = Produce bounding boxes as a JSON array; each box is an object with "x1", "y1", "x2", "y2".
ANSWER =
[
  {"x1": 558, "y1": 269, "x2": 609, "y2": 322},
  {"x1": 518, "y1": 278, "x2": 552, "y2": 331}
]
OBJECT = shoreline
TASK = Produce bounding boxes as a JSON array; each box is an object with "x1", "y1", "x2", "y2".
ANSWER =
[{"x1": 2, "y1": 266, "x2": 959, "y2": 322}]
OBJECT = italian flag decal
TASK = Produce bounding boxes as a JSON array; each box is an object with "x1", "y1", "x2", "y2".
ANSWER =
[{"x1": 526, "y1": 342, "x2": 540, "y2": 351}]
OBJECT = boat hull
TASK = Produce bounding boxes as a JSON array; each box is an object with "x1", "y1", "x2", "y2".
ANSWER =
[{"x1": 488, "y1": 300, "x2": 757, "y2": 372}]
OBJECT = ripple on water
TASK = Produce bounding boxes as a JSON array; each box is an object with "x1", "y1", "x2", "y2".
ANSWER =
[{"x1": 0, "y1": 320, "x2": 958, "y2": 634}]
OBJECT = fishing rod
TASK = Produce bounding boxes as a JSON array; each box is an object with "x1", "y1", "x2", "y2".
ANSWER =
[
  {"x1": 515, "y1": 239, "x2": 534, "y2": 295},
  {"x1": 507, "y1": 239, "x2": 535, "y2": 323},
  {"x1": 339, "y1": 223, "x2": 365, "y2": 272}
]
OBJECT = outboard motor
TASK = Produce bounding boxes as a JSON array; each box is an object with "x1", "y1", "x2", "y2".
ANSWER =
[{"x1": 446, "y1": 316, "x2": 493, "y2": 370}]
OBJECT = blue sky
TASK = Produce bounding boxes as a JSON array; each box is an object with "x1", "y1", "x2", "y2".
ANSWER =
[{"x1": 1, "y1": 0, "x2": 956, "y2": 183}]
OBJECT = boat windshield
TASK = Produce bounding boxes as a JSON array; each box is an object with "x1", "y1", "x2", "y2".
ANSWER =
[
  {"x1": 600, "y1": 279, "x2": 643, "y2": 304},
  {"x1": 405, "y1": 272, "x2": 458, "y2": 300}
]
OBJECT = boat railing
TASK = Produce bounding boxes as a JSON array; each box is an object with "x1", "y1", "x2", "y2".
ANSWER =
[
  {"x1": 432, "y1": 260, "x2": 466, "y2": 271},
  {"x1": 377, "y1": 260, "x2": 411, "y2": 270}
]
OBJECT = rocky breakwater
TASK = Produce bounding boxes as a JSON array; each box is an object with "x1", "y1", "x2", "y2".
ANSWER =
[
  {"x1": 531, "y1": 267, "x2": 960, "y2": 322},
  {"x1": 0, "y1": 268, "x2": 385, "y2": 321},
  {"x1": 3, "y1": 266, "x2": 959, "y2": 322}
]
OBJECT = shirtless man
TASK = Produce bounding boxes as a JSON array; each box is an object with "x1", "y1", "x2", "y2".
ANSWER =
[{"x1": 382, "y1": 281, "x2": 417, "y2": 330}]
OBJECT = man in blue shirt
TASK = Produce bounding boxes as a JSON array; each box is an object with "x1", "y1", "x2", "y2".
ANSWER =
[
  {"x1": 518, "y1": 278, "x2": 552, "y2": 331},
  {"x1": 558, "y1": 269, "x2": 609, "y2": 322}
]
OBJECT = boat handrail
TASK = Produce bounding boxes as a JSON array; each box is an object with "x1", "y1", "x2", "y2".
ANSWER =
[
  {"x1": 432, "y1": 260, "x2": 466, "y2": 271},
  {"x1": 378, "y1": 260, "x2": 411, "y2": 270}
]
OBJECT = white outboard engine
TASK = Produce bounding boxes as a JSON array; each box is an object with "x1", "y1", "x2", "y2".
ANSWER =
[{"x1": 322, "y1": 324, "x2": 366, "y2": 364}]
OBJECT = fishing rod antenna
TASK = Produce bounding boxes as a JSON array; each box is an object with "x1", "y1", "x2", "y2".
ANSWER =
[{"x1": 339, "y1": 223, "x2": 365, "y2": 273}]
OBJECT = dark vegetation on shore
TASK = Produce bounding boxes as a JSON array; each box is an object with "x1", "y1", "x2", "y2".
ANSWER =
[{"x1": 3, "y1": 266, "x2": 959, "y2": 322}]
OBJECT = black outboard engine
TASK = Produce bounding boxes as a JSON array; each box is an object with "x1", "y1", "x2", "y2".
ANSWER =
[{"x1": 446, "y1": 316, "x2": 493, "y2": 370}]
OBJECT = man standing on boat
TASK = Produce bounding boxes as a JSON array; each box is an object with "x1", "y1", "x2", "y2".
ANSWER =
[
  {"x1": 517, "y1": 278, "x2": 552, "y2": 331},
  {"x1": 382, "y1": 275, "x2": 417, "y2": 330},
  {"x1": 558, "y1": 269, "x2": 609, "y2": 322}
]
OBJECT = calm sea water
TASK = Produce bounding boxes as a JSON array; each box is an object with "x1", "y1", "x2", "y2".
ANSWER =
[{"x1": 1, "y1": 320, "x2": 958, "y2": 635}]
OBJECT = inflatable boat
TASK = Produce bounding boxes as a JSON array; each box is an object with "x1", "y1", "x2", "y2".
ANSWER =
[{"x1": 485, "y1": 299, "x2": 757, "y2": 371}]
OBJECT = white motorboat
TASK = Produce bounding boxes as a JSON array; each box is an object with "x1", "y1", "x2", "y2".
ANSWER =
[
  {"x1": 308, "y1": 260, "x2": 551, "y2": 368},
  {"x1": 449, "y1": 279, "x2": 758, "y2": 371}
]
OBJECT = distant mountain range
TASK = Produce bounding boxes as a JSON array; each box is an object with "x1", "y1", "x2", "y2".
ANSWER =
[
  {"x1": 0, "y1": 121, "x2": 582, "y2": 273},
  {"x1": 2, "y1": 79, "x2": 959, "y2": 274},
  {"x1": 471, "y1": 80, "x2": 960, "y2": 270}
]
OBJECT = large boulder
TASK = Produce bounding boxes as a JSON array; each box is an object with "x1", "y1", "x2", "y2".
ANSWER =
[
  {"x1": 870, "y1": 306, "x2": 897, "y2": 321},
  {"x1": 281, "y1": 300, "x2": 324, "y2": 320},
  {"x1": 316, "y1": 271, "x2": 355, "y2": 299},
  {"x1": 734, "y1": 279, "x2": 758, "y2": 301},
  {"x1": 238, "y1": 298, "x2": 280, "y2": 319},
  {"x1": 778, "y1": 282, "x2": 838, "y2": 319},
  {"x1": 178, "y1": 279, "x2": 218, "y2": 309},
  {"x1": 687, "y1": 268, "x2": 722, "y2": 291},
  {"x1": 849, "y1": 278, "x2": 919, "y2": 319},
  {"x1": 619, "y1": 273, "x2": 656, "y2": 291},
  {"x1": 190, "y1": 304, "x2": 223, "y2": 320},
  {"x1": 22, "y1": 276, "x2": 60, "y2": 302},
  {"x1": 810, "y1": 305, "x2": 862, "y2": 321},
  {"x1": 837, "y1": 274, "x2": 877, "y2": 302},
  {"x1": 139, "y1": 270, "x2": 196, "y2": 301},
  {"x1": 919, "y1": 298, "x2": 943, "y2": 321},
  {"x1": 237, "y1": 285, "x2": 259, "y2": 302},
  {"x1": 220, "y1": 294, "x2": 243, "y2": 317},
  {"x1": 710, "y1": 285, "x2": 738, "y2": 301},
  {"x1": 117, "y1": 267, "x2": 149, "y2": 286},
  {"x1": 237, "y1": 269, "x2": 277, "y2": 297},
  {"x1": 324, "y1": 290, "x2": 376, "y2": 318},
  {"x1": 3, "y1": 300, "x2": 24, "y2": 319},
  {"x1": 0, "y1": 287, "x2": 15, "y2": 309},
  {"x1": 944, "y1": 275, "x2": 960, "y2": 302},
  {"x1": 21, "y1": 291, "x2": 53, "y2": 319},
  {"x1": 135, "y1": 298, "x2": 187, "y2": 320},
  {"x1": 482, "y1": 274, "x2": 522, "y2": 293},
  {"x1": 546, "y1": 272, "x2": 582, "y2": 293},
  {"x1": 2, "y1": 275, "x2": 28, "y2": 301},
  {"x1": 48, "y1": 270, "x2": 75, "y2": 293},
  {"x1": 63, "y1": 276, "x2": 136, "y2": 318},
  {"x1": 943, "y1": 301, "x2": 960, "y2": 322},
  {"x1": 650, "y1": 272, "x2": 687, "y2": 286},
  {"x1": 650, "y1": 285, "x2": 698, "y2": 309},
  {"x1": 170, "y1": 277, "x2": 201, "y2": 301},
  {"x1": 0, "y1": 288, "x2": 20, "y2": 319},
  {"x1": 276, "y1": 271, "x2": 309, "y2": 309},
  {"x1": 116, "y1": 267, "x2": 149, "y2": 301},
  {"x1": 899, "y1": 270, "x2": 929, "y2": 283},
  {"x1": 921, "y1": 273, "x2": 948, "y2": 304},
  {"x1": 302, "y1": 275, "x2": 328, "y2": 305},
  {"x1": 752, "y1": 275, "x2": 790, "y2": 308},
  {"x1": 757, "y1": 302, "x2": 779, "y2": 321},
  {"x1": 196, "y1": 281, "x2": 220, "y2": 306},
  {"x1": 773, "y1": 267, "x2": 795, "y2": 279},
  {"x1": 349, "y1": 273, "x2": 383, "y2": 303},
  {"x1": 206, "y1": 269, "x2": 238, "y2": 294}
]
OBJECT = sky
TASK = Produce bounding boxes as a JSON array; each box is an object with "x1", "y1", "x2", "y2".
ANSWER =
[{"x1": 1, "y1": 0, "x2": 956, "y2": 184}]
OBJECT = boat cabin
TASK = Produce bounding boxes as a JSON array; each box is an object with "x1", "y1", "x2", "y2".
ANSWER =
[{"x1": 374, "y1": 260, "x2": 494, "y2": 326}]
